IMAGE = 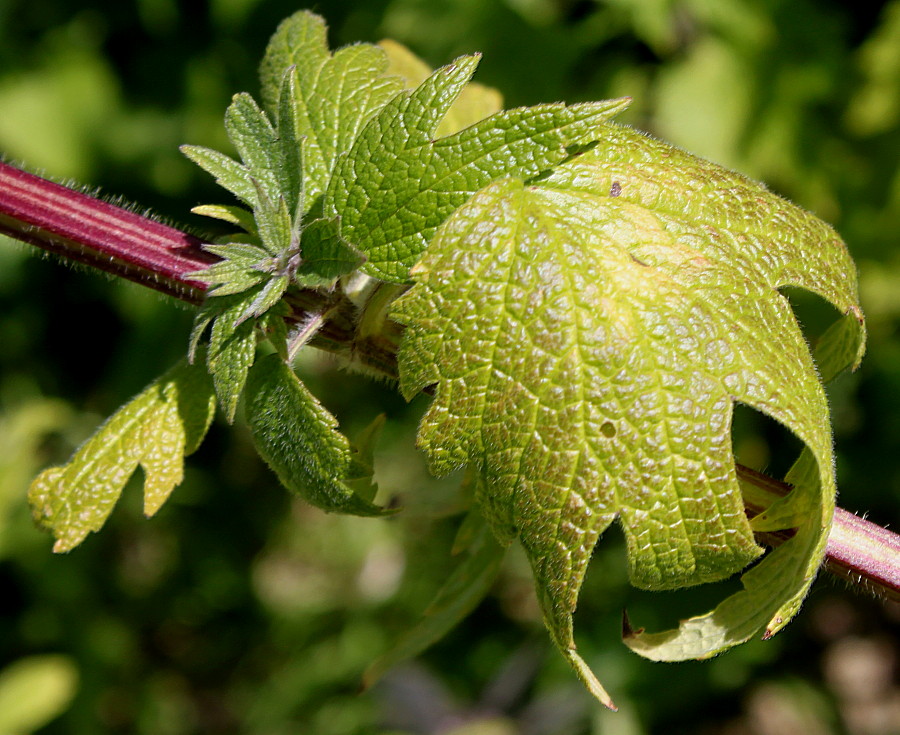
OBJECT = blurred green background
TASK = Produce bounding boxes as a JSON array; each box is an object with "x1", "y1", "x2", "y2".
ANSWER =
[{"x1": 1, "y1": 0, "x2": 899, "y2": 732}]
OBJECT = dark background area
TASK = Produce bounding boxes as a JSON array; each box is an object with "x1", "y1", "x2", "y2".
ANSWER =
[{"x1": 0, "y1": 0, "x2": 898, "y2": 732}]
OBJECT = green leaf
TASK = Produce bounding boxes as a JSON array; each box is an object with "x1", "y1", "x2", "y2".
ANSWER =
[
  {"x1": 259, "y1": 10, "x2": 404, "y2": 204},
  {"x1": 346, "y1": 414, "x2": 385, "y2": 504},
  {"x1": 276, "y1": 67, "x2": 304, "y2": 220},
  {"x1": 813, "y1": 311, "x2": 867, "y2": 384},
  {"x1": 187, "y1": 89, "x2": 303, "y2": 235},
  {"x1": 258, "y1": 300, "x2": 291, "y2": 361},
  {"x1": 378, "y1": 39, "x2": 503, "y2": 136},
  {"x1": 253, "y1": 181, "x2": 294, "y2": 256},
  {"x1": 326, "y1": 55, "x2": 630, "y2": 282},
  {"x1": 190, "y1": 243, "x2": 271, "y2": 297},
  {"x1": 180, "y1": 144, "x2": 257, "y2": 208},
  {"x1": 392, "y1": 134, "x2": 863, "y2": 703},
  {"x1": 244, "y1": 354, "x2": 390, "y2": 516},
  {"x1": 363, "y1": 511, "x2": 505, "y2": 689},
  {"x1": 190, "y1": 204, "x2": 258, "y2": 233},
  {"x1": 240, "y1": 275, "x2": 290, "y2": 324},
  {"x1": 207, "y1": 294, "x2": 260, "y2": 422},
  {"x1": 29, "y1": 360, "x2": 216, "y2": 552},
  {"x1": 295, "y1": 217, "x2": 365, "y2": 288},
  {"x1": 624, "y1": 306, "x2": 867, "y2": 663},
  {"x1": 188, "y1": 308, "x2": 215, "y2": 365},
  {"x1": 201, "y1": 270, "x2": 269, "y2": 298},
  {"x1": 623, "y1": 448, "x2": 823, "y2": 662},
  {"x1": 224, "y1": 92, "x2": 284, "y2": 210},
  {"x1": 259, "y1": 10, "x2": 329, "y2": 116},
  {"x1": 224, "y1": 89, "x2": 306, "y2": 230}
]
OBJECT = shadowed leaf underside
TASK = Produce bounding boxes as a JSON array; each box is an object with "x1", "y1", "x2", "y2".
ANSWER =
[{"x1": 393, "y1": 129, "x2": 864, "y2": 703}]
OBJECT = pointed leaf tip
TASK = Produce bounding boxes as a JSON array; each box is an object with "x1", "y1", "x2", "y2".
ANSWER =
[
  {"x1": 564, "y1": 648, "x2": 617, "y2": 711},
  {"x1": 621, "y1": 609, "x2": 643, "y2": 639},
  {"x1": 379, "y1": 39, "x2": 504, "y2": 137}
]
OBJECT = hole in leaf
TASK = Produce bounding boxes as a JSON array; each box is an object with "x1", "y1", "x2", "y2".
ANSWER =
[
  {"x1": 779, "y1": 285, "x2": 845, "y2": 357},
  {"x1": 731, "y1": 403, "x2": 804, "y2": 482},
  {"x1": 578, "y1": 523, "x2": 748, "y2": 632},
  {"x1": 733, "y1": 286, "x2": 849, "y2": 482},
  {"x1": 618, "y1": 573, "x2": 748, "y2": 633},
  {"x1": 600, "y1": 421, "x2": 616, "y2": 437}
]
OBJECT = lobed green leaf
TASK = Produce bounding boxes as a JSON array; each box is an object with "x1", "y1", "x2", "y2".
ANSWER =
[
  {"x1": 624, "y1": 308, "x2": 867, "y2": 662},
  {"x1": 326, "y1": 54, "x2": 630, "y2": 282},
  {"x1": 28, "y1": 360, "x2": 216, "y2": 552},
  {"x1": 259, "y1": 10, "x2": 404, "y2": 205},
  {"x1": 393, "y1": 137, "x2": 864, "y2": 702},
  {"x1": 175, "y1": 13, "x2": 868, "y2": 708}
]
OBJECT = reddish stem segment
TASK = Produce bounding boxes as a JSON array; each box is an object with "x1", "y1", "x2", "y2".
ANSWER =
[
  {"x1": 1, "y1": 160, "x2": 898, "y2": 601},
  {"x1": 738, "y1": 465, "x2": 900, "y2": 602},
  {"x1": 0, "y1": 161, "x2": 215, "y2": 301},
  {"x1": 828, "y1": 506, "x2": 900, "y2": 599}
]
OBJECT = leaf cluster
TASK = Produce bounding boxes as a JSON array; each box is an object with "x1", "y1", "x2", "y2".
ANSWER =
[{"x1": 26, "y1": 8, "x2": 868, "y2": 710}]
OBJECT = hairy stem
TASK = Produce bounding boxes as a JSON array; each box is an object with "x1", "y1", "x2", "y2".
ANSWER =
[
  {"x1": 1, "y1": 161, "x2": 897, "y2": 601},
  {"x1": 0, "y1": 161, "x2": 215, "y2": 301},
  {"x1": 738, "y1": 465, "x2": 900, "y2": 602}
]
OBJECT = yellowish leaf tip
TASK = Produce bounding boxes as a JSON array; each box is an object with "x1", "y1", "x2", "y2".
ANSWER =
[{"x1": 564, "y1": 648, "x2": 617, "y2": 711}]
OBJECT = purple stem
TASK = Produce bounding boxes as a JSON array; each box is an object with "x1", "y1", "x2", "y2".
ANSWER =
[
  {"x1": 828, "y1": 506, "x2": 900, "y2": 598},
  {"x1": 0, "y1": 161, "x2": 215, "y2": 301},
  {"x1": 1, "y1": 160, "x2": 897, "y2": 601}
]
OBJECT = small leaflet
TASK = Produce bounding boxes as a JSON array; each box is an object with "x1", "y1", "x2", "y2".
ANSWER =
[
  {"x1": 190, "y1": 204, "x2": 258, "y2": 233},
  {"x1": 191, "y1": 243, "x2": 271, "y2": 297},
  {"x1": 258, "y1": 301, "x2": 291, "y2": 361},
  {"x1": 244, "y1": 355, "x2": 391, "y2": 517},
  {"x1": 28, "y1": 359, "x2": 216, "y2": 552},
  {"x1": 238, "y1": 275, "x2": 291, "y2": 324},
  {"x1": 180, "y1": 145, "x2": 257, "y2": 208},
  {"x1": 252, "y1": 183, "x2": 294, "y2": 256},
  {"x1": 206, "y1": 293, "x2": 261, "y2": 423},
  {"x1": 224, "y1": 93, "x2": 284, "y2": 211},
  {"x1": 345, "y1": 413, "x2": 385, "y2": 504},
  {"x1": 258, "y1": 10, "x2": 404, "y2": 204}
]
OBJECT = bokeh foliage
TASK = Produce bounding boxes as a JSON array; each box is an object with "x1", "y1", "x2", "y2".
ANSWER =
[{"x1": 0, "y1": 0, "x2": 898, "y2": 732}]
